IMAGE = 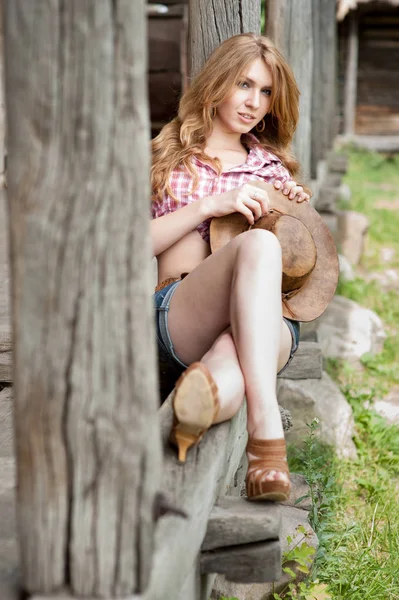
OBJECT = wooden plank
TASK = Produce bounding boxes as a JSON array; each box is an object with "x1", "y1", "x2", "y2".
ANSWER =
[
  {"x1": 3, "y1": 0, "x2": 161, "y2": 596},
  {"x1": 201, "y1": 496, "x2": 281, "y2": 551},
  {"x1": 0, "y1": 351, "x2": 12, "y2": 383},
  {"x1": 188, "y1": 0, "x2": 261, "y2": 78},
  {"x1": 0, "y1": 386, "x2": 13, "y2": 457},
  {"x1": 266, "y1": 0, "x2": 314, "y2": 179},
  {"x1": 200, "y1": 540, "x2": 281, "y2": 583},
  {"x1": 0, "y1": 330, "x2": 12, "y2": 352},
  {"x1": 149, "y1": 72, "x2": 181, "y2": 122},
  {"x1": 344, "y1": 11, "x2": 359, "y2": 135},
  {"x1": 278, "y1": 341, "x2": 322, "y2": 380},
  {"x1": 1, "y1": 340, "x2": 323, "y2": 385},
  {"x1": 311, "y1": 0, "x2": 337, "y2": 177},
  {"x1": 145, "y1": 396, "x2": 249, "y2": 598},
  {"x1": 148, "y1": 17, "x2": 183, "y2": 72}
]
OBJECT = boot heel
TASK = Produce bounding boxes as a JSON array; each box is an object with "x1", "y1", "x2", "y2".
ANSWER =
[
  {"x1": 173, "y1": 429, "x2": 199, "y2": 462},
  {"x1": 169, "y1": 362, "x2": 220, "y2": 462}
]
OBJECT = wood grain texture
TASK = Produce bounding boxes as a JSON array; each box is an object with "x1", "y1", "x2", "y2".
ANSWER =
[
  {"x1": 145, "y1": 396, "x2": 249, "y2": 599},
  {"x1": 201, "y1": 495, "x2": 281, "y2": 551},
  {"x1": 344, "y1": 11, "x2": 359, "y2": 135},
  {"x1": 311, "y1": 0, "x2": 337, "y2": 177},
  {"x1": 266, "y1": 0, "x2": 314, "y2": 180},
  {"x1": 200, "y1": 539, "x2": 281, "y2": 583},
  {"x1": 188, "y1": 0, "x2": 261, "y2": 78},
  {"x1": 3, "y1": 0, "x2": 160, "y2": 596},
  {"x1": 0, "y1": 351, "x2": 11, "y2": 382}
]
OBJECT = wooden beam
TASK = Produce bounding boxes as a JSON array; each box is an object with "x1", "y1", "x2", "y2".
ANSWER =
[
  {"x1": 144, "y1": 396, "x2": 249, "y2": 598},
  {"x1": 1, "y1": 340, "x2": 323, "y2": 385},
  {"x1": 3, "y1": 0, "x2": 161, "y2": 596},
  {"x1": 202, "y1": 496, "x2": 281, "y2": 551},
  {"x1": 188, "y1": 0, "x2": 261, "y2": 78},
  {"x1": 344, "y1": 11, "x2": 359, "y2": 135},
  {"x1": 266, "y1": 0, "x2": 314, "y2": 179},
  {"x1": 311, "y1": 0, "x2": 337, "y2": 177},
  {"x1": 200, "y1": 540, "x2": 281, "y2": 583}
]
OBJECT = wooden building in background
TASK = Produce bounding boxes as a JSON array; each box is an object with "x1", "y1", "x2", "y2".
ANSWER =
[
  {"x1": 338, "y1": 0, "x2": 399, "y2": 140},
  {"x1": 148, "y1": 1, "x2": 188, "y2": 137}
]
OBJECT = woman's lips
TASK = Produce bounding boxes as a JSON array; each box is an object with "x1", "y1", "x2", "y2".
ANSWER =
[{"x1": 238, "y1": 112, "x2": 256, "y2": 123}]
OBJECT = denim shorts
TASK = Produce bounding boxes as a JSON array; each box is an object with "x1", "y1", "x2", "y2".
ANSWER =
[{"x1": 154, "y1": 280, "x2": 300, "y2": 377}]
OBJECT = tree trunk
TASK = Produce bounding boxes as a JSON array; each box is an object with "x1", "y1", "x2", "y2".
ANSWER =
[
  {"x1": 188, "y1": 0, "x2": 261, "y2": 78},
  {"x1": 3, "y1": 1, "x2": 161, "y2": 597}
]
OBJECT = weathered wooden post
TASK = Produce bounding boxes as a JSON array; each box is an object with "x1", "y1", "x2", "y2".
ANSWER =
[
  {"x1": 311, "y1": 0, "x2": 337, "y2": 177},
  {"x1": 343, "y1": 10, "x2": 359, "y2": 136},
  {"x1": 188, "y1": 0, "x2": 261, "y2": 77},
  {"x1": 266, "y1": 0, "x2": 314, "y2": 180},
  {"x1": 2, "y1": 1, "x2": 161, "y2": 597}
]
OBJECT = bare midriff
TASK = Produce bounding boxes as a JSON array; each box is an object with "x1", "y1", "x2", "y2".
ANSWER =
[{"x1": 156, "y1": 230, "x2": 211, "y2": 284}]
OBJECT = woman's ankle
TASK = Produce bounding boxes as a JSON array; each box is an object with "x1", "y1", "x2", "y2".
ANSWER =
[{"x1": 246, "y1": 406, "x2": 284, "y2": 441}]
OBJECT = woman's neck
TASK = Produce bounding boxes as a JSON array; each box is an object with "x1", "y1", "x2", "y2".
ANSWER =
[{"x1": 205, "y1": 128, "x2": 244, "y2": 152}]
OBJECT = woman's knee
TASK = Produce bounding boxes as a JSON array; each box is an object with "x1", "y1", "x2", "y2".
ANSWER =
[
  {"x1": 208, "y1": 330, "x2": 238, "y2": 362},
  {"x1": 236, "y1": 229, "x2": 282, "y2": 265}
]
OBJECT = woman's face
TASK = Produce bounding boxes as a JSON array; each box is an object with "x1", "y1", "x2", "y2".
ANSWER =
[{"x1": 214, "y1": 58, "x2": 273, "y2": 135}]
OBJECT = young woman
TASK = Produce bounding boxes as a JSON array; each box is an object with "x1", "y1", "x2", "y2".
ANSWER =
[{"x1": 151, "y1": 33, "x2": 310, "y2": 502}]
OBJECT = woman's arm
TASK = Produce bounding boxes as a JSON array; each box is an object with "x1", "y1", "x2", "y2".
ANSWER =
[
  {"x1": 151, "y1": 183, "x2": 270, "y2": 257},
  {"x1": 150, "y1": 199, "x2": 210, "y2": 257}
]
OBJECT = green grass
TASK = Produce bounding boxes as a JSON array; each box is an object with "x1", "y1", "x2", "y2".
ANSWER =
[{"x1": 280, "y1": 149, "x2": 399, "y2": 599}]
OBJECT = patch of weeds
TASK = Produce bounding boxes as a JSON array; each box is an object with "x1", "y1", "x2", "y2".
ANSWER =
[{"x1": 288, "y1": 420, "x2": 339, "y2": 585}]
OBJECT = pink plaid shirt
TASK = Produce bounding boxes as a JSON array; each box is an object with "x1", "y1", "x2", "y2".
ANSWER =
[{"x1": 151, "y1": 134, "x2": 291, "y2": 243}]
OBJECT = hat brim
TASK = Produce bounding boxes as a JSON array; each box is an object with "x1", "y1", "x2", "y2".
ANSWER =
[{"x1": 209, "y1": 181, "x2": 339, "y2": 322}]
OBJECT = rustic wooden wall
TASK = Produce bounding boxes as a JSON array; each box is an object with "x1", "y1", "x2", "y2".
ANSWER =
[
  {"x1": 311, "y1": 0, "x2": 337, "y2": 178},
  {"x1": 339, "y1": 5, "x2": 399, "y2": 135},
  {"x1": 266, "y1": 0, "x2": 314, "y2": 180},
  {"x1": 148, "y1": 2, "x2": 188, "y2": 135}
]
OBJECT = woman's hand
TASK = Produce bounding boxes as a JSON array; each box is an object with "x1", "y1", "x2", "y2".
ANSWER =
[
  {"x1": 202, "y1": 184, "x2": 271, "y2": 225},
  {"x1": 273, "y1": 180, "x2": 310, "y2": 203}
]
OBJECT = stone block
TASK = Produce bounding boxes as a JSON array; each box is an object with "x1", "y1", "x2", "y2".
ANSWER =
[
  {"x1": 337, "y1": 210, "x2": 369, "y2": 266},
  {"x1": 338, "y1": 253, "x2": 355, "y2": 282},
  {"x1": 316, "y1": 295, "x2": 386, "y2": 361},
  {"x1": 277, "y1": 373, "x2": 357, "y2": 459}
]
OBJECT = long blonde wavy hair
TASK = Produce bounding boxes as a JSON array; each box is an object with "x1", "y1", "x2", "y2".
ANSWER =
[{"x1": 151, "y1": 33, "x2": 301, "y2": 204}]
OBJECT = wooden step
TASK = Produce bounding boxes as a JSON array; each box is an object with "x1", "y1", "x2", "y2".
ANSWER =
[{"x1": 202, "y1": 496, "x2": 281, "y2": 551}]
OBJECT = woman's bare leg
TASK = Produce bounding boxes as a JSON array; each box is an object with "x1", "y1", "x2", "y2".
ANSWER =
[
  {"x1": 200, "y1": 329, "x2": 245, "y2": 423},
  {"x1": 200, "y1": 325, "x2": 292, "y2": 424},
  {"x1": 168, "y1": 229, "x2": 292, "y2": 481}
]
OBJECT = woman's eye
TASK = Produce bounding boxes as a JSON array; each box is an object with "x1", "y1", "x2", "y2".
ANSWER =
[
  {"x1": 238, "y1": 81, "x2": 249, "y2": 89},
  {"x1": 262, "y1": 89, "x2": 271, "y2": 96}
]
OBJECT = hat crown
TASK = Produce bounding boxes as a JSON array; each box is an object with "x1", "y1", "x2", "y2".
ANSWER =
[{"x1": 252, "y1": 212, "x2": 317, "y2": 294}]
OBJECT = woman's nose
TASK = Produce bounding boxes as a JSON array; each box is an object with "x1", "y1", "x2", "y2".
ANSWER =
[{"x1": 246, "y1": 90, "x2": 260, "y2": 109}]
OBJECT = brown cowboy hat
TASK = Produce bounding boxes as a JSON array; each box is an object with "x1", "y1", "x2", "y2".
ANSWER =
[{"x1": 210, "y1": 181, "x2": 339, "y2": 322}]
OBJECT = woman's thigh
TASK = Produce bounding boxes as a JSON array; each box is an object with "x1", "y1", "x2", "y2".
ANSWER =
[{"x1": 168, "y1": 230, "x2": 288, "y2": 365}]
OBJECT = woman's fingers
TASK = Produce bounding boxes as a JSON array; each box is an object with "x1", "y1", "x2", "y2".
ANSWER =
[
  {"x1": 242, "y1": 197, "x2": 264, "y2": 221},
  {"x1": 296, "y1": 192, "x2": 310, "y2": 203},
  {"x1": 236, "y1": 203, "x2": 258, "y2": 225},
  {"x1": 274, "y1": 180, "x2": 310, "y2": 203},
  {"x1": 245, "y1": 185, "x2": 270, "y2": 214}
]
